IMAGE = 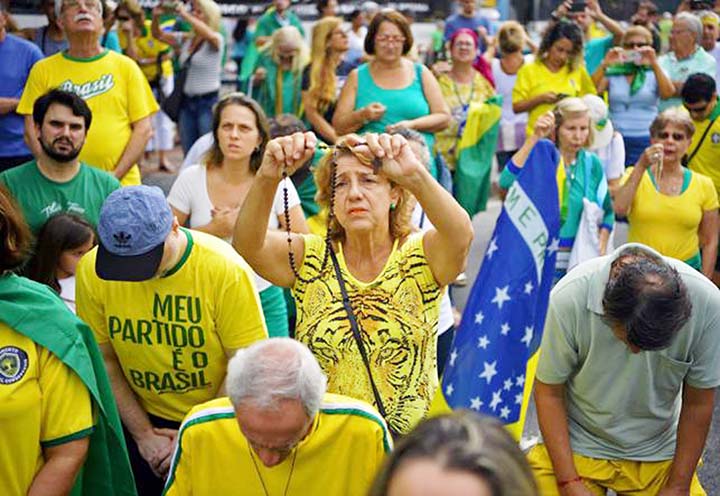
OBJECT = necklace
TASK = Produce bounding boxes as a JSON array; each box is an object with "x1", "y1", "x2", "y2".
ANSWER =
[
  {"x1": 247, "y1": 440, "x2": 299, "y2": 496},
  {"x1": 451, "y1": 74, "x2": 476, "y2": 109}
]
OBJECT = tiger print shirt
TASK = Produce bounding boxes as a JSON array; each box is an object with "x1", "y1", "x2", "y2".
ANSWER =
[{"x1": 293, "y1": 233, "x2": 442, "y2": 435}]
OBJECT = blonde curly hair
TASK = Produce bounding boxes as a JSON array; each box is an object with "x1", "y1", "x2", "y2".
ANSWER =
[{"x1": 314, "y1": 135, "x2": 414, "y2": 242}]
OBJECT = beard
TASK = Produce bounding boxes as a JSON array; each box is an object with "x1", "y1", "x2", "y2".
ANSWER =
[{"x1": 39, "y1": 136, "x2": 82, "y2": 163}]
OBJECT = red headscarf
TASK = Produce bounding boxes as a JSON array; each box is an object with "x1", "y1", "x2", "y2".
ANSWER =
[{"x1": 449, "y1": 28, "x2": 495, "y2": 88}]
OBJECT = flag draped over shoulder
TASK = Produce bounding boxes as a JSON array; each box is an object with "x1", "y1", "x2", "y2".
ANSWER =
[
  {"x1": 453, "y1": 96, "x2": 503, "y2": 218},
  {"x1": 0, "y1": 274, "x2": 137, "y2": 496},
  {"x1": 431, "y1": 139, "x2": 561, "y2": 440}
]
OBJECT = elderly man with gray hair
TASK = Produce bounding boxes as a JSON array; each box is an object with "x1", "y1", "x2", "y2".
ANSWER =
[
  {"x1": 163, "y1": 338, "x2": 392, "y2": 496},
  {"x1": 658, "y1": 11, "x2": 716, "y2": 111}
]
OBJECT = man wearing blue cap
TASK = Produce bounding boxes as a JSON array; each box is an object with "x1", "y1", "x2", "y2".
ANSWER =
[{"x1": 76, "y1": 185, "x2": 268, "y2": 496}]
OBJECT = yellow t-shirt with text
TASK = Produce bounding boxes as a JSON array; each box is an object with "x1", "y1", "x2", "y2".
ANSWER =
[
  {"x1": 622, "y1": 167, "x2": 718, "y2": 260},
  {"x1": 17, "y1": 50, "x2": 159, "y2": 186},
  {"x1": 164, "y1": 394, "x2": 391, "y2": 496},
  {"x1": 76, "y1": 229, "x2": 267, "y2": 421},
  {"x1": 0, "y1": 324, "x2": 93, "y2": 495},
  {"x1": 512, "y1": 58, "x2": 596, "y2": 135},
  {"x1": 688, "y1": 114, "x2": 720, "y2": 196}
]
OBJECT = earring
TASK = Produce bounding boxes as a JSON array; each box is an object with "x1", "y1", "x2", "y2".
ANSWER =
[{"x1": 390, "y1": 203, "x2": 396, "y2": 211}]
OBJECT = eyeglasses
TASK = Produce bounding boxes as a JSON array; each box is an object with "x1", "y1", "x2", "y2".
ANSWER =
[
  {"x1": 117, "y1": 16, "x2": 130, "y2": 21},
  {"x1": 63, "y1": 0, "x2": 101, "y2": 11},
  {"x1": 623, "y1": 42, "x2": 649, "y2": 48},
  {"x1": 655, "y1": 131, "x2": 687, "y2": 141},
  {"x1": 453, "y1": 41, "x2": 476, "y2": 49},
  {"x1": 376, "y1": 35, "x2": 406, "y2": 44}
]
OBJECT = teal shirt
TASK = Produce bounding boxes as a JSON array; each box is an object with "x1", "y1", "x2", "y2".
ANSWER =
[
  {"x1": 354, "y1": 62, "x2": 437, "y2": 177},
  {"x1": 584, "y1": 35, "x2": 613, "y2": 75},
  {"x1": 252, "y1": 53, "x2": 304, "y2": 118},
  {"x1": 538, "y1": 244, "x2": 720, "y2": 460},
  {"x1": 254, "y1": 8, "x2": 305, "y2": 39},
  {"x1": 0, "y1": 160, "x2": 120, "y2": 232},
  {"x1": 500, "y1": 148, "x2": 614, "y2": 245}
]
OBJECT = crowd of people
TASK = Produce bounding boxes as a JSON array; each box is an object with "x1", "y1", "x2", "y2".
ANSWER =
[{"x1": 2, "y1": 0, "x2": 720, "y2": 494}]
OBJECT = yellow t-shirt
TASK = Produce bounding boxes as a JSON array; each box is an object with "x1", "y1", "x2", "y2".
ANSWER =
[
  {"x1": 17, "y1": 50, "x2": 159, "y2": 186},
  {"x1": 688, "y1": 114, "x2": 720, "y2": 196},
  {"x1": 292, "y1": 233, "x2": 442, "y2": 435},
  {"x1": 435, "y1": 72, "x2": 495, "y2": 171},
  {"x1": 512, "y1": 58, "x2": 596, "y2": 135},
  {"x1": 622, "y1": 167, "x2": 719, "y2": 260},
  {"x1": 163, "y1": 393, "x2": 391, "y2": 496},
  {"x1": 0, "y1": 323, "x2": 93, "y2": 495},
  {"x1": 76, "y1": 229, "x2": 268, "y2": 421},
  {"x1": 118, "y1": 21, "x2": 173, "y2": 82}
]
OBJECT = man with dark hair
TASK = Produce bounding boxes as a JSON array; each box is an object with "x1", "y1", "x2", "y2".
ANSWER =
[
  {"x1": 0, "y1": 89, "x2": 119, "y2": 233},
  {"x1": 529, "y1": 243, "x2": 720, "y2": 495},
  {"x1": 631, "y1": 0, "x2": 662, "y2": 51},
  {"x1": 0, "y1": 2, "x2": 43, "y2": 172}
]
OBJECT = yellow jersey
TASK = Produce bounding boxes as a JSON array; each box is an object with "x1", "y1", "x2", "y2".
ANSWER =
[
  {"x1": 163, "y1": 394, "x2": 391, "y2": 496},
  {"x1": 17, "y1": 49, "x2": 159, "y2": 186},
  {"x1": 512, "y1": 58, "x2": 596, "y2": 135},
  {"x1": 622, "y1": 167, "x2": 718, "y2": 261},
  {"x1": 0, "y1": 323, "x2": 93, "y2": 495},
  {"x1": 688, "y1": 105, "x2": 720, "y2": 196},
  {"x1": 293, "y1": 233, "x2": 442, "y2": 435},
  {"x1": 118, "y1": 20, "x2": 173, "y2": 83},
  {"x1": 76, "y1": 229, "x2": 268, "y2": 421}
]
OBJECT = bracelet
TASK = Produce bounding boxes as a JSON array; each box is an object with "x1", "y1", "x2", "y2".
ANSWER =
[{"x1": 557, "y1": 476, "x2": 583, "y2": 488}]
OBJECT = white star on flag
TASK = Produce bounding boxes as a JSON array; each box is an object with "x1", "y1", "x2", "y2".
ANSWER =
[
  {"x1": 478, "y1": 360, "x2": 498, "y2": 384},
  {"x1": 521, "y1": 326, "x2": 534, "y2": 347},
  {"x1": 491, "y1": 285, "x2": 511, "y2": 309},
  {"x1": 449, "y1": 349, "x2": 458, "y2": 367},
  {"x1": 504, "y1": 378, "x2": 513, "y2": 391},
  {"x1": 470, "y1": 397, "x2": 483, "y2": 410},
  {"x1": 446, "y1": 383, "x2": 454, "y2": 396},
  {"x1": 500, "y1": 406, "x2": 511, "y2": 419},
  {"x1": 490, "y1": 390, "x2": 503, "y2": 411},
  {"x1": 516, "y1": 374, "x2": 525, "y2": 388},
  {"x1": 547, "y1": 237, "x2": 560, "y2": 254},
  {"x1": 524, "y1": 281, "x2": 534, "y2": 294},
  {"x1": 477, "y1": 335, "x2": 490, "y2": 349},
  {"x1": 500, "y1": 322, "x2": 511, "y2": 336},
  {"x1": 475, "y1": 311, "x2": 485, "y2": 325},
  {"x1": 485, "y1": 237, "x2": 499, "y2": 259},
  {"x1": 515, "y1": 393, "x2": 524, "y2": 405}
]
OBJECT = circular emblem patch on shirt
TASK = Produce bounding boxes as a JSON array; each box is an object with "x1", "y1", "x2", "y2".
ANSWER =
[
  {"x1": 712, "y1": 132, "x2": 720, "y2": 144},
  {"x1": 0, "y1": 346, "x2": 29, "y2": 385}
]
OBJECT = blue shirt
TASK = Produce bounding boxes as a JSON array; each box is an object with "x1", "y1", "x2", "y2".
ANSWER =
[
  {"x1": 608, "y1": 71, "x2": 659, "y2": 137},
  {"x1": 102, "y1": 30, "x2": 121, "y2": 53},
  {"x1": 444, "y1": 13, "x2": 491, "y2": 51},
  {"x1": 0, "y1": 34, "x2": 43, "y2": 157}
]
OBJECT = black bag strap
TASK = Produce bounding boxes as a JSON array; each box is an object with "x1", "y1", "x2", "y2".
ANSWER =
[
  {"x1": 329, "y1": 248, "x2": 390, "y2": 422},
  {"x1": 686, "y1": 115, "x2": 718, "y2": 166}
]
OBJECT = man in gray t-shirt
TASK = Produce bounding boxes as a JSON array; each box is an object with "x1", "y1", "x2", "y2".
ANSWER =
[{"x1": 529, "y1": 244, "x2": 720, "y2": 495}]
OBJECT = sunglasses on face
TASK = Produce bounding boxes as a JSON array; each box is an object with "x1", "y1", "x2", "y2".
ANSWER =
[
  {"x1": 655, "y1": 132, "x2": 687, "y2": 141},
  {"x1": 684, "y1": 101, "x2": 711, "y2": 115}
]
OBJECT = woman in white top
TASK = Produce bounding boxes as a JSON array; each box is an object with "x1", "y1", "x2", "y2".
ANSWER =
[
  {"x1": 486, "y1": 21, "x2": 535, "y2": 170},
  {"x1": 151, "y1": 0, "x2": 225, "y2": 153},
  {"x1": 168, "y1": 93, "x2": 309, "y2": 337}
]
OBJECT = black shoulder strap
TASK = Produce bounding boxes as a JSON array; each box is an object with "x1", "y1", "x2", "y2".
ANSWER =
[
  {"x1": 329, "y1": 247, "x2": 390, "y2": 422},
  {"x1": 686, "y1": 116, "x2": 718, "y2": 166}
]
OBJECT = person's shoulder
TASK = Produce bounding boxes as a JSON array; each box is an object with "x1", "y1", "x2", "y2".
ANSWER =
[
  {"x1": 182, "y1": 397, "x2": 235, "y2": 424},
  {"x1": 76, "y1": 246, "x2": 100, "y2": 280},
  {"x1": 6, "y1": 33, "x2": 43, "y2": 57},
  {"x1": 187, "y1": 229, "x2": 254, "y2": 272},
  {"x1": 80, "y1": 163, "x2": 121, "y2": 187},
  {"x1": 0, "y1": 160, "x2": 38, "y2": 184},
  {"x1": 319, "y1": 393, "x2": 391, "y2": 443},
  {"x1": 689, "y1": 169, "x2": 715, "y2": 189}
]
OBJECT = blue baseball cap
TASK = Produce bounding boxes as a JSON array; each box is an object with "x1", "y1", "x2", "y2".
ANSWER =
[{"x1": 96, "y1": 186, "x2": 174, "y2": 281}]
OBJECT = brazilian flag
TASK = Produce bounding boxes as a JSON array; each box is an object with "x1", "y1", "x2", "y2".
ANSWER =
[{"x1": 453, "y1": 96, "x2": 503, "y2": 218}]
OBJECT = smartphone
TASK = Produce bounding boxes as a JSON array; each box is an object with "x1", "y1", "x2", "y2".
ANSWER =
[
  {"x1": 569, "y1": 1, "x2": 587, "y2": 13},
  {"x1": 622, "y1": 50, "x2": 643, "y2": 65}
]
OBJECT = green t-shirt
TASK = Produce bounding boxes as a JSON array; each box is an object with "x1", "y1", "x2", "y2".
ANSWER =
[
  {"x1": 0, "y1": 160, "x2": 120, "y2": 233},
  {"x1": 537, "y1": 244, "x2": 720, "y2": 461}
]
